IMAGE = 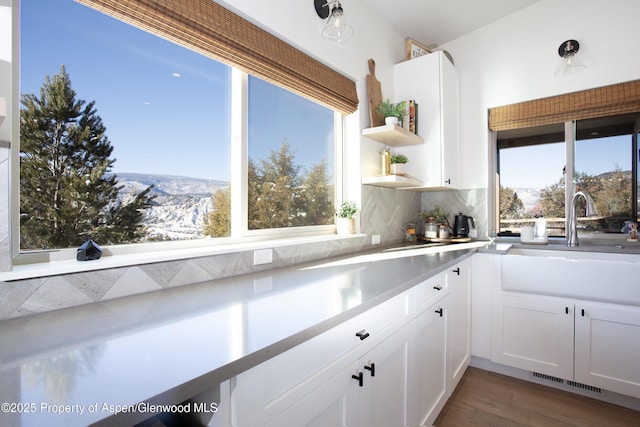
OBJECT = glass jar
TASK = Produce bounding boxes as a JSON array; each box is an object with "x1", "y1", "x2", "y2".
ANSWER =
[
  {"x1": 424, "y1": 217, "x2": 437, "y2": 238},
  {"x1": 406, "y1": 223, "x2": 416, "y2": 241},
  {"x1": 438, "y1": 223, "x2": 450, "y2": 239}
]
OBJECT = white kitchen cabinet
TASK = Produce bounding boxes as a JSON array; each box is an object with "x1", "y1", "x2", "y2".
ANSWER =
[
  {"x1": 410, "y1": 297, "x2": 448, "y2": 427},
  {"x1": 392, "y1": 51, "x2": 459, "y2": 190},
  {"x1": 491, "y1": 293, "x2": 575, "y2": 380},
  {"x1": 447, "y1": 258, "x2": 471, "y2": 391},
  {"x1": 575, "y1": 301, "x2": 640, "y2": 399},
  {"x1": 492, "y1": 292, "x2": 640, "y2": 399},
  {"x1": 470, "y1": 253, "x2": 500, "y2": 359},
  {"x1": 231, "y1": 290, "x2": 412, "y2": 426},
  {"x1": 266, "y1": 324, "x2": 412, "y2": 427}
]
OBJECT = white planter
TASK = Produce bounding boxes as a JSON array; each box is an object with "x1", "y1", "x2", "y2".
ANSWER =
[
  {"x1": 336, "y1": 217, "x2": 355, "y2": 235},
  {"x1": 385, "y1": 116, "x2": 398, "y2": 126},
  {"x1": 390, "y1": 163, "x2": 406, "y2": 175}
]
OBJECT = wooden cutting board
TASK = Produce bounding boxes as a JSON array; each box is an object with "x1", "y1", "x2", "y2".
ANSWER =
[{"x1": 366, "y1": 58, "x2": 384, "y2": 127}]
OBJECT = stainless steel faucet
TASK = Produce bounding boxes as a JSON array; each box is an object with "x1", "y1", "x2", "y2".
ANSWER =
[{"x1": 567, "y1": 191, "x2": 598, "y2": 247}]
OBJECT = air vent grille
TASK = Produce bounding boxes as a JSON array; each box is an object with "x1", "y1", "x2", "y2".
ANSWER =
[{"x1": 530, "y1": 372, "x2": 603, "y2": 396}]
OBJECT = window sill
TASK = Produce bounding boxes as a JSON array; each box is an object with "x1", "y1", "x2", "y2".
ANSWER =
[{"x1": 0, "y1": 234, "x2": 366, "y2": 282}]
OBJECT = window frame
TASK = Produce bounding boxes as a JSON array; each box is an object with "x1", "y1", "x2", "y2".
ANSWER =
[
  {"x1": 10, "y1": 0, "x2": 348, "y2": 268},
  {"x1": 492, "y1": 118, "x2": 638, "y2": 240}
]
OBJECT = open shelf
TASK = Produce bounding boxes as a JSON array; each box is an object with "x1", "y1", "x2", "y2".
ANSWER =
[
  {"x1": 362, "y1": 174, "x2": 423, "y2": 188},
  {"x1": 361, "y1": 124, "x2": 423, "y2": 147}
]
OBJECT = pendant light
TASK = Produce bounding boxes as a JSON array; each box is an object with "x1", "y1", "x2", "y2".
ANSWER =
[
  {"x1": 554, "y1": 39, "x2": 586, "y2": 76},
  {"x1": 315, "y1": 0, "x2": 354, "y2": 44}
]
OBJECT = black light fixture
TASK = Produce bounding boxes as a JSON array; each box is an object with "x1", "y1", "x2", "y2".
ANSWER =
[
  {"x1": 315, "y1": 0, "x2": 353, "y2": 44},
  {"x1": 554, "y1": 39, "x2": 586, "y2": 76}
]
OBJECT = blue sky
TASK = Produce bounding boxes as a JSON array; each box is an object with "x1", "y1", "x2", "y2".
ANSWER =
[
  {"x1": 20, "y1": 0, "x2": 333, "y2": 181},
  {"x1": 500, "y1": 135, "x2": 631, "y2": 189}
]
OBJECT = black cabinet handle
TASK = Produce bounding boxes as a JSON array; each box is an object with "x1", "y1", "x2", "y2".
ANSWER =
[
  {"x1": 435, "y1": 308, "x2": 443, "y2": 317},
  {"x1": 364, "y1": 363, "x2": 375, "y2": 377},
  {"x1": 452, "y1": 267, "x2": 460, "y2": 276},
  {"x1": 352, "y1": 372, "x2": 363, "y2": 387},
  {"x1": 356, "y1": 330, "x2": 370, "y2": 341},
  {"x1": 433, "y1": 285, "x2": 443, "y2": 291},
  {"x1": 445, "y1": 178, "x2": 451, "y2": 184},
  {"x1": 565, "y1": 307, "x2": 569, "y2": 314},
  {"x1": 581, "y1": 309, "x2": 585, "y2": 317}
]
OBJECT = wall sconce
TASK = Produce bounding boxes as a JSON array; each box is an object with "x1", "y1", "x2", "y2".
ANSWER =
[
  {"x1": 554, "y1": 39, "x2": 586, "y2": 76},
  {"x1": 314, "y1": 0, "x2": 353, "y2": 44}
]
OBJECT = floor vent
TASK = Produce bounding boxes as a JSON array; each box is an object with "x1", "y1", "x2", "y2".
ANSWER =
[
  {"x1": 530, "y1": 372, "x2": 604, "y2": 396},
  {"x1": 567, "y1": 380, "x2": 603, "y2": 395},
  {"x1": 532, "y1": 371, "x2": 564, "y2": 384}
]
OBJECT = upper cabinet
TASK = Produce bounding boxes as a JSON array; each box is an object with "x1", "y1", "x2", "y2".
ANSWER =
[{"x1": 362, "y1": 51, "x2": 459, "y2": 190}]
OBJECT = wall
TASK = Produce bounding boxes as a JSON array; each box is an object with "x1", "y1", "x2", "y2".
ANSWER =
[
  {"x1": 0, "y1": 0, "x2": 422, "y2": 319},
  {"x1": 441, "y1": 0, "x2": 640, "y2": 190}
]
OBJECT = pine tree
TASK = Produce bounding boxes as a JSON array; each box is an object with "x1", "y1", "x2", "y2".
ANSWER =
[
  {"x1": 20, "y1": 65, "x2": 154, "y2": 249},
  {"x1": 203, "y1": 188, "x2": 231, "y2": 237},
  {"x1": 203, "y1": 141, "x2": 334, "y2": 236}
]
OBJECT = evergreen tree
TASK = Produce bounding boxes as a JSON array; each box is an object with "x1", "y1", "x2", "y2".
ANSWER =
[
  {"x1": 204, "y1": 188, "x2": 231, "y2": 237},
  {"x1": 499, "y1": 186, "x2": 524, "y2": 219},
  {"x1": 203, "y1": 141, "x2": 334, "y2": 236},
  {"x1": 20, "y1": 65, "x2": 154, "y2": 249}
]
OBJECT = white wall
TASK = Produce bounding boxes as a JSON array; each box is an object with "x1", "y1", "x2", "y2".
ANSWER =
[{"x1": 441, "y1": 0, "x2": 640, "y2": 189}]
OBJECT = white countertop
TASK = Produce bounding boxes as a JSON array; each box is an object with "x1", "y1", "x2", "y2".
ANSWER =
[{"x1": 0, "y1": 244, "x2": 478, "y2": 426}]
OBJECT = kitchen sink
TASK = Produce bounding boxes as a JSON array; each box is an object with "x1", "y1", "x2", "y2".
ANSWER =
[{"x1": 507, "y1": 247, "x2": 640, "y2": 262}]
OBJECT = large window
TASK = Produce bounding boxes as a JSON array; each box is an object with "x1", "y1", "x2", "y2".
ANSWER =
[
  {"x1": 19, "y1": 0, "x2": 339, "y2": 253},
  {"x1": 497, "y1": 113, "x2": 638, "y2": 237}
]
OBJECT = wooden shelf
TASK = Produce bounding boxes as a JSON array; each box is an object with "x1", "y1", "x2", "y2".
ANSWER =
[
  {"x1": 361, "y1": 124, "x2": 423, "y2": 147},
  {"x1": 362, "y1": 174, "x2": 423, "y2": 188}
]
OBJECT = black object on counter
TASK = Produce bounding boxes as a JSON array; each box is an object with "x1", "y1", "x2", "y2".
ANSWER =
[{"x1": 77, "y1": 239, "x2": 102, "y2": 261}]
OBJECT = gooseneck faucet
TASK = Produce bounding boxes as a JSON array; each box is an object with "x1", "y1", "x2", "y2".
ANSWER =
[{"x1": 567, "y1": 191, "x2": 598, "y2": 247}]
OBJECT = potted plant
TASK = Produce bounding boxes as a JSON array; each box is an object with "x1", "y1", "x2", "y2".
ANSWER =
[
  {"x1": 376, "y1": 98, "x2": 407, "y2": 126},
  {"x1": 390, "y1": 153, "x2": 408, "y2": 175},
  {"x1": 336, "y1": 201, "x2": 358, "y2": 235}
]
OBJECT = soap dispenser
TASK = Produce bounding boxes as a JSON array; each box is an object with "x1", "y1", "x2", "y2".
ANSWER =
[{"x1": 534, "y1": 212, "x2": 547, "y2": 241}]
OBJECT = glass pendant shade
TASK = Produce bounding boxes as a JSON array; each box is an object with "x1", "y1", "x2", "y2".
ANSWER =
[
  {"x1": 554, "y1": 40, "x2": 586, "y2": 76},
  {"x1": 321, "y1": 3, "x2": 353, "y2": 43}
]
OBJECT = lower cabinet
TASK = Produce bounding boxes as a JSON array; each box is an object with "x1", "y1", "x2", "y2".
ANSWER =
[
  {"x1": 268, "y1": 325, "x2": 413, "y2": 427},
  {"x1": 230, "y1": 263, "x2": 472, "y2": 427},
  {"x1": 409, "y1": 297, "x2": 448, "y2": 427},
  {"x1": 492, "y1": 292, "x2": 640, "y2": 399},
  {"x1": 575, "y1": 301, "x2": 640, "y2": 398}
]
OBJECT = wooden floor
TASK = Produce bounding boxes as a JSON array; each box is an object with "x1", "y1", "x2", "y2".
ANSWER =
[{"x1": 434, "y1": 367, "x2": 640, "y2": 427}]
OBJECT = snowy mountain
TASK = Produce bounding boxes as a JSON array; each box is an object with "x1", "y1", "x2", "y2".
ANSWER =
[
  {"x1": 113, "y1": 173, "x2": 228, "y2": 240},
  {"x1": 512, "y1": 188, "x2": 541, "y2": 214}
]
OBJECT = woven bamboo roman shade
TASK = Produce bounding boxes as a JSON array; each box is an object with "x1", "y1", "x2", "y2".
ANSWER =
[
  {"x1": 76, "y1": 0, "x2": 359, "y2": 115},
  {"x1": 489, "y1": 80, "x2": 640, "y2": 131}
]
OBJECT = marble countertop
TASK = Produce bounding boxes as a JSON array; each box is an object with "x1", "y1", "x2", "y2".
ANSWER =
[{"x1": 0, "y1": 244, "x2": 477, "y2": 426}]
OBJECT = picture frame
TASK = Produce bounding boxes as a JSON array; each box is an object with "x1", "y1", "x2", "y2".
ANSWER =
[{"x1": 406, "y1": 38, "x2": 432, "y2": 60}]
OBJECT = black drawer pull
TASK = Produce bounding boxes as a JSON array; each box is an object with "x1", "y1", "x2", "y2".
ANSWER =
[
  {"x1": 364, "y1": 363, "x2": 375, "y2": 377},
  {"x1": 356, "y1": 330, "x2": 370, "y2": 340},
  {"x1": 435, "y1": 308, "x2": 443, "y2": 317},
  {"x1": 433, "y1": 285, "x2": 443, "y2": 291},
  {"x1": 452, "y1": 267, "x2": 460, "y2": 275},
  {"x1": 352, "y1": 372, "x2": 363, "y2": 387}
]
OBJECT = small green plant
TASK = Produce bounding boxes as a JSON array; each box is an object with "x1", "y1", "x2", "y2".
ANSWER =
[
  {"x1": 419, "y1": 205, "x2": 450, "y2": 224},
  {"x1": 390, "y1": 153, "x2": 408, "y2": 164},
  {"x1": 337, "y1": 201, "x2": 358, "y2": 219},
  {"x1": 376, "y1": 98, "x2": 407, "y2": 120}
]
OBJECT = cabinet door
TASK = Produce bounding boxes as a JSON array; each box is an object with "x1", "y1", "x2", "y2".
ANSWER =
[
  {"x1": 439, "y1": 53, "x2": 459, "y2": 188},
  {"x1": 266, "y1": 364, "x2": 358, "y2": 427},
  {"x1": 575, "y1": 302, "x2": 640, "y2": 398},
  {"x1": 357, "y1": 325, "x2": 412, "y2": 427},
  {"x1": 447, "y1": 259, "x2": 471, "y2": 391},
  {"x1": 491, "y1": 293, "x2": 574, "y2": 379},
  {"x1": 410, "y1": 298, "x2": 448, "y2": 427}
]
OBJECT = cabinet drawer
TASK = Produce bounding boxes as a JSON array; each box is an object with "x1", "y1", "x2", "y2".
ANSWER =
[
  {"x1": 414, "y1": 272, "x2": 447, "y2": 313},
  {"x1": 232, "y1": 290, "x2": 411, "y2": 426}
]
